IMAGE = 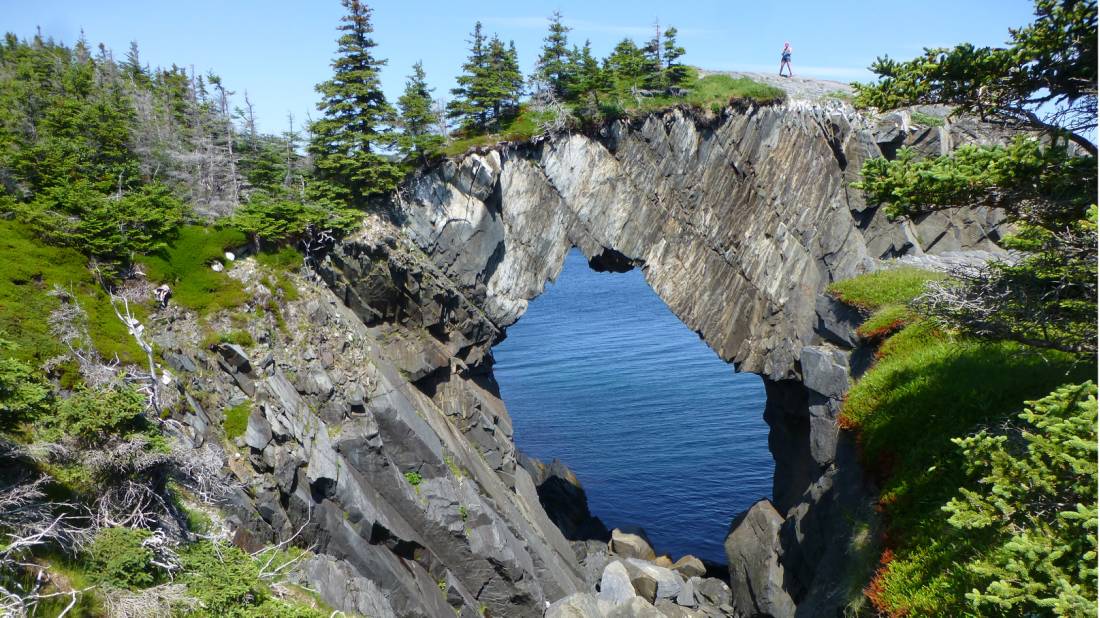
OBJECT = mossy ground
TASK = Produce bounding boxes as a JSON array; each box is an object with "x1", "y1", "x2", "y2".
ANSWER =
[
  {"x1": 0, "y1": 219, "x2": 146, "y2": 365},
  {"x1": 832, "y1": 267, "x2": 1094, "y2": 615},
  {"x1": 139, "y1": 225, "x2": 248, "y2": 316}
]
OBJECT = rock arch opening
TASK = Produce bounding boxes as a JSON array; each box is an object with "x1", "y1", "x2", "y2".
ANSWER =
[{"x1": 492, "y1": 248, "x2": 771, "y2": 563}]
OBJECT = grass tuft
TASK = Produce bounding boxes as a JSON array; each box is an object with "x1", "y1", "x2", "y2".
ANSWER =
[{"x1": 223, "y1": 400, "x2": 251, "y2": 440}]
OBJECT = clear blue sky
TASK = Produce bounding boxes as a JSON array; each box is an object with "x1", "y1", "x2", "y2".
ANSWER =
[{"x1": 2, "y1": 0, "x2": 1038, "y2": 135}]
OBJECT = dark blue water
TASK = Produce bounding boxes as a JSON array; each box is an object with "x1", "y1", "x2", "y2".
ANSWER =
[{"x1": 493, "y1": 249, "x2": 772, "y2": 563}]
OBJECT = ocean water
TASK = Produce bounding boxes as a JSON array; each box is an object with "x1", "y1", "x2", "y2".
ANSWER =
[{"x1": 493, "y1": 249, "x2": 773, "y2": 563}]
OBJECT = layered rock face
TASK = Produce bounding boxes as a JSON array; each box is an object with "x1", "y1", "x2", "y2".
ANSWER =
[
  {"x1": 166, "y1": 102, "x2": 1006, "y2": 617},
  {"x1": 359, "y1": 102, "x2": 1007, "y2": 616}
]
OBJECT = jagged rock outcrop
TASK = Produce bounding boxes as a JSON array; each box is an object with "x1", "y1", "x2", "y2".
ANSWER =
[
  {"x1": 158, "y1": 94, "x2": 1008, "y2": 617},
  {"x1": 350, "y1": 100, "x2": 1009, "y2": 615}
]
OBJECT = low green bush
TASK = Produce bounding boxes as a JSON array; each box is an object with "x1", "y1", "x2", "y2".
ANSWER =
[
  {"x1": 178, "y1": 541, "x2": 327, "y2": 617},
  {"x1": 223, "y1": 400, "x2": 251, "y2": 440},
  {"x1": 46, "y1": 384, "x2": 146, "y2": 445},
  {"x1": 0, "y1": 341, "x2": 50, "y2": 431},
  {"x1": 87, "y1": 527, "x2": 159, "y2": 589}
]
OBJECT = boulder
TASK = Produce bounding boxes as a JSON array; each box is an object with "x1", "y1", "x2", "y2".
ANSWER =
[
  {"x1": 675, "y1": 577, "x2": 697, "y2": 607},
  {"x1": 598, "y1": 560, "x2": 636, "y2": 604},
  {"x1": 600, "y1": 596, "x2": 663, "y2": 618},
  {"x1": 695, "y1": 577, "x2": 733, "y2": 608},
  {"x1": 216, "y1": 343, "x2": 252, "y2": 373},
  {"x1": 725, "y1": 500, "x2": 795, "y2": 618},
  {"x1": 609, "y1": 528, "x2": 656, "y2": 560},
  {"x1": 546, "y1": 593, "x2": 601, "y2": 618},
  {"x1": 671, "y1": 555, "x2": 706, "y2": 579},
  {"x1": 624, "y1": 558, "x2": 683, "y2": 600},
  {"x1": 630, "y1": 570, "x2": 658, "y2": 603},
  {"x1": 653, "y1": 555, "x2": 673, "y2": 568}
]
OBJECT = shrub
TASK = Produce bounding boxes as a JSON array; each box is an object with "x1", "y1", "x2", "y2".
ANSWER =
[
  {"x1": 48, "y1": 384, "x2": 146, "y2": 444},
  {"x1": 87, "y1": 527, "x2": 159, "y2": 589},
  {"x1": 0, "y1": 341, "x2": 50, "y2": 431},
  {"x1": 179, "y1": 541, "x2": 264, "y2": 615},
  {"x1": 403, "y1": 471, "x2": 423, "y2": 488},
  {"x1": 942, "y1": 382, "x2": 1097, "y2": 615},
  {"x1": 18, "y1": 181, "x2": 187, "y2": 261},
  {"x1": 231, "y1": 193, "x2": 360, "y2": 246},
  {"x1": 178, "y1": 541, "x2": 327, "y2": 617}
]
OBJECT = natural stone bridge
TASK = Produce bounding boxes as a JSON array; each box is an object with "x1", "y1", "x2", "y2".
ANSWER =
[{"x1": 226, "y1": 94, "x2": 1007, "y2": 617}]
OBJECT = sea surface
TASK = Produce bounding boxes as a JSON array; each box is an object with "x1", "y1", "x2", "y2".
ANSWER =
[{"x1": 493, "y1": 249, "x2": 773, "y2": 563}]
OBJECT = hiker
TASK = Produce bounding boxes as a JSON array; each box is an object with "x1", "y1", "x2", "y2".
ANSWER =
[{"x1": 779, "y1": 42, "x2": 793, "y2": 77}]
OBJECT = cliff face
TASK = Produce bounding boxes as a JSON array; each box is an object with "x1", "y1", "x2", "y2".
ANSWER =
[{"x1": 169, "y1": 101, "x2": 1008, "y2": 617}]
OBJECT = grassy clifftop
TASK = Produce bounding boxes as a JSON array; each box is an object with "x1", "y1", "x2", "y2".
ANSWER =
[
  {"x1": 444, "y1": 70, "x2": 787, "y2": 156},
  {"x1": 829, "y1": 267, "x2": 1097, "y2": 616}
]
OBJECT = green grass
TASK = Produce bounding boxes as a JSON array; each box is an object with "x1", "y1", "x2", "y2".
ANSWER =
[
  {"x1": 139, "y1": 225, "x2": 248, "y2": 316},
  {"x1": 823, "y1": 89, "x2": 855, "y2": 102},
  {"x1": 833, "y1": 269, "x2": 1095, "y2": 615},
  {"x1": 0, "y1": 219, "x2": 145, "y2": 366},
  {"x1": 443, "y1": 106, "x2": 558, "y2": 156},
  {"x1": 910, "y1": 110, "x2": 946, "y2": 127},
  {"x1": 223, "y1": 400, "x2": 251, "y2": 440},
  {"x1": 828, "y1": 267, "x2": 945, "y2": 312},
  {"x1": 256, "y1": 245, "x2": 303, "y2": 271},
  {"x1": 202, "y1": 329, "x2": 255, "y2": 350}
]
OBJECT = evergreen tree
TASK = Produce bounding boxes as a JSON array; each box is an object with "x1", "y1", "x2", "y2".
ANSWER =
[
  {"x1": 309, "y1": 0, "x2": 403, "y2": 202},
  {"x1": 449, "y1": 24, "x2": 522, "y2": 133},
  {"x1": 122, "y1": 40, "x2": 149, "y2": 87},
  {"x1": 535, "y1": 11, "x2": 573, "y2": 99},
  {"x1": 567, "y1": 40, "x2": 610, "y2": 111},
  {"x1": 396, "y1": 61, "x2": 444, "y2": 163},
  {"x1": 604, "y1": 38, "x2": 648, "y2": 93},
  {"x1": 486, "y1": 38, "x2": 523, "y2": 124},
  {"x1": 662, "y1": 27, "x2": 688, "y2": 87},
  {"x1": 448, "y1": 22, "x2": 492, "y2": 132}
]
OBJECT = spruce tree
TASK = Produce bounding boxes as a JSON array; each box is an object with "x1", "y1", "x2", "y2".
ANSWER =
[
  {"x1": 309, "y1": 0, "x2": 403, "y2": 202},
  {"x1": 568, "y1": 41, "x2": 609, "y2": 109},
  {"x1": 486, "y1": 38, "x2": 523, "y2": 125},
  {"x1": 662, "y1": 27, "x2": 688, "y2": 87},
  {"x1": 605, "y1": 39, "x2": 648, "y2": 93},
  {"x1": 535, "y1": 11, "x2": 573, "y2": 99},
  {"x1": 396, "y1": 61, "x2": 444, "y2": 163},
  {"x1": 448, "y1": 22, "x2": 492, "y2": 132}
]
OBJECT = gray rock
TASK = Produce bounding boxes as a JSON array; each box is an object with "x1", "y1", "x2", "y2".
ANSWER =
[
  {"x1": 601, "y1": 596, "x2": 664, "y2": 618},
  {"x1": 243, "y1": 407, "x2": 272, "y2": 450},
  {"x1": 610, "y1": 528, "x2": 657, "y2": 561},
  {"x1": 631, "y1": 570, "x2": 658, "y2": 603},
  {"x1": 725, "y1": 500, "x2": 795, "y2": 618},
  {"x1": 546, "y1": 593, "x2": 602, "y2": 618},
  {"x1": 624, "y1": 558, "x2": 683, "y2": 600},
  {"x1": 216, "y1": 343, "x2": 252, "y2": 373},
  {"x1": 800, "y1": 345, "x2": 849, "y2": 400},
  {"x1": 675, "y1": 577, "x2": 697, "y2": 607},
  {"x1": 695, "y1": 577, "x2": 732, "y2": 608},
  {"x1": 599, "y1": 560, "x2": 636, "y2": 604}
]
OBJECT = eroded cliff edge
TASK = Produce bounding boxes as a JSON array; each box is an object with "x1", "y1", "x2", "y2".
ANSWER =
[{"x1": 182, "y1": 100, "x2": 1009, "y2": 617}]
